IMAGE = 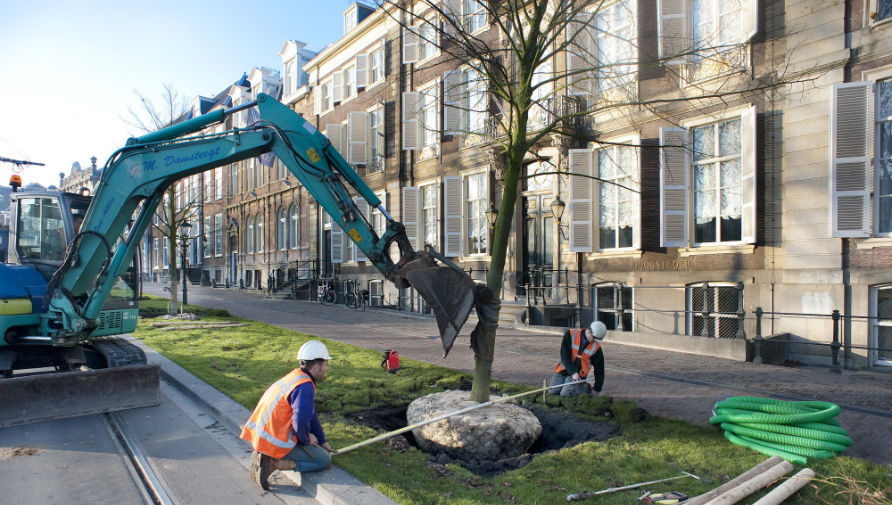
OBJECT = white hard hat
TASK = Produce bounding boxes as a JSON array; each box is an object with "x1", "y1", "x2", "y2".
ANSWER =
[
  {"x1": 297, "y1": 340, "x2": 332, "y2": 361},
  {"x1": 590, "y1": 321, "x2": 607, "y2": 340}
]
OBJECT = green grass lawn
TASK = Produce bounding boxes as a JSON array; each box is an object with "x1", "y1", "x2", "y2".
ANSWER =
[{"x1": 134, "y1": 296, "x2": 891, "y2": 505}]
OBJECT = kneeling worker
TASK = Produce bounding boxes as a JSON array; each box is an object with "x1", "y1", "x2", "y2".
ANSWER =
[
  {"x1": 549, "y1": 321, "x2": 606, "y2": 397},
  {"x1": 241, "y1": 340, "x2": 334, "y2": 490}
]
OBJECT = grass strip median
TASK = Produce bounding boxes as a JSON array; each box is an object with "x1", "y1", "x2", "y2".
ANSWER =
[{"x1": 132, "y1": 297, "x2": 890, "y2": 505}]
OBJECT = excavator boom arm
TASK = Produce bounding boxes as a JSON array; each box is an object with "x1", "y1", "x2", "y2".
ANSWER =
[{"x1": 48, "y1": 94, "x2": 473, "y2": 352}]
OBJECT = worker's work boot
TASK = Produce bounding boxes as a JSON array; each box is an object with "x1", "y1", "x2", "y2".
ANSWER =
[{"x1": 251, "y1": 451, "x2": 296, "y2": 491}]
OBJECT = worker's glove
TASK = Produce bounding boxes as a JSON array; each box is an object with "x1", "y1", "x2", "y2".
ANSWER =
[{"x1": 571, "y1": 373, "x2": 580, "y2": 381}]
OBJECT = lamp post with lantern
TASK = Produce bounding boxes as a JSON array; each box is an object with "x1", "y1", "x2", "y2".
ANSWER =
[
  {"x1": 178, "y1": 221, "x2": 192, "y2": 306},
  {"x1": 547, "y1": 195, "x2": 582, "y2": 325}
]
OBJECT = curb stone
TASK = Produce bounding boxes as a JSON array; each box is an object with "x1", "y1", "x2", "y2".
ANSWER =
[{"x1": 129, "y1": 337, "x2": 399, "y2": 505}]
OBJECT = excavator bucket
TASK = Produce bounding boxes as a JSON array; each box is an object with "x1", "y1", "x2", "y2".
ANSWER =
[
  {"x1": 398, "y1": 253, "x2": 477, "y2": 357},
  {"x1": 0, "y1": 365, "x2": 161, "y2": 428}
]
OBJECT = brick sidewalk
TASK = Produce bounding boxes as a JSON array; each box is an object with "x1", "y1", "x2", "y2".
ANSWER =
[{"x1": 144, "y1": 283, "x2": 891, "y2": 465}]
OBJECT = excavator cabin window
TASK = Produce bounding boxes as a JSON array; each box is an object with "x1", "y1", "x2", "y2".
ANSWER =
[{"x1": 16, "y1": 197, "x2": 66, "y2": 263}]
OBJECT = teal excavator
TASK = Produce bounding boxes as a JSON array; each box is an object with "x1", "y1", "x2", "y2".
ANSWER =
[{"x1": 0, "y1": 94, "x2": 476, "y2": 427}]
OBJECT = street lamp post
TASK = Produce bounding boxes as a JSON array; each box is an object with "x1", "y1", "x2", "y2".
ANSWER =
[
  {"x1": 548, "y1": 196, "x2": 582, "y2": 324},
  {"x1": 179, "y1": 221, "x2": 192, "y2": 306}
]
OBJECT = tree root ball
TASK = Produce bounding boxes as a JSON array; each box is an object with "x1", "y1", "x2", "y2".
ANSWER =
[{"x1": 407, "y1": 390, "x2": 542, "y2": 462}]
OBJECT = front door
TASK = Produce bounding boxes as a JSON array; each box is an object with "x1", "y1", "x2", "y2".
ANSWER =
[{"x1": 521, "y1": 195, "x2": 554, "y2": 299}]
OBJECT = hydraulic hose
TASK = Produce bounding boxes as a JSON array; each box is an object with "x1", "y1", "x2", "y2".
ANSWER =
[{"x1": 709, "y1": 396, "x2": 851, "y2": 465}]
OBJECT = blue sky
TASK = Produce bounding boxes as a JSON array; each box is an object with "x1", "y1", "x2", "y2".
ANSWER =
[{"x1": 0, "y1": 0, "x2": 360, "y2": 188}]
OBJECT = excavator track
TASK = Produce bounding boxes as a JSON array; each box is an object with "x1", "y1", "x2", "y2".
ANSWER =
[
  {"x1": 0, "y1": 337, "x2": 160, "y2": 428},
  {"x1": 89, "y1": 336, "x2": 149, "y2": 367}
]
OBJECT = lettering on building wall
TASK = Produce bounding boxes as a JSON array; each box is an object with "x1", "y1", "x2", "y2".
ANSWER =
[{"x1": 632, "y1": 260, "x2": 692, "y2": 270}]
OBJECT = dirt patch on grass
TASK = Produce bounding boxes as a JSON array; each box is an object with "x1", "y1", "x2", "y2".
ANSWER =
[
  {"x1": 345, "y1": 402, "x2": 622, "y2": 476},
  {"x1": 0, "y1": 446, "x2": 43, "y2": 460}
]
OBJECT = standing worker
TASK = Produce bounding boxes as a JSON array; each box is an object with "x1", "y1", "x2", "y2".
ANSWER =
[
  {"x1": 550, "y1": 321, "x2": 606, "y2": 397},
  {"x1": 241, "y1": 340, "x2": 334, "y2": 490}
]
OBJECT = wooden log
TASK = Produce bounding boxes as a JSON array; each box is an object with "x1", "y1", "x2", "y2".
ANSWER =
[
  {"x1": 685, "y1": 456, "x2": 784, "y2": 505},
  {"x1": 751, "y1": 468, "x2": 815, "y2": 505},
  {"x1": 702, "y1": 460, "x2": 795, "y2": 505}
]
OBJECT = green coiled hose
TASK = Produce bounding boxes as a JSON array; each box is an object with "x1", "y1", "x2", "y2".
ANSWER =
[{"x1": 709, "y1": 396, "x2": 852, "y2": 464}]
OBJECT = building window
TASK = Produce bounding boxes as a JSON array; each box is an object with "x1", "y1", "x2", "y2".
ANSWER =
[
  {"x1": 692, "y1": 118, "x2": 742, "y2": 244},
  {"x1": 214, "y1": 214, "x2": 223, "y2": 256},
  {"x1": 246, "y1": 160, "x2": 255, "y2": 190},
  {"x1": 371, "y1": 194, "x2": 387, "y2": 237},
  {"x1": 203, "y1": 173, "x2": 212, "y2": 202},
  {"x1": 419, "y1": 19, "x2": 439, "y2": 61},
  {"x1": 368, "y1": 106, "x2": 385, "y2": 173},
  {"x1": 421, "y1": 183, "x2": 439, "y2": 249},
  {"x1": 465, "y1": 172, "x2": 487, "y2": 255},
  {"x1": 247, "y1": 216, "x2": 255, "y2": 253},
  {"x1": 877, "y1": 79, "x2": 891, "y2": 235},
  {"x1": 874, "y1": 0, "x2": 892, "y2": 21},
  {"x1": 686, "y1": 282, "x2": 741, "y2": 338},
  {"x1": 204, "y1": 216, "x2": 212, "y2": 258},
  {"x1": 420, "y1": 82, "x2": 439, "y2": 149},
  {"x1": 871, "y1": 284, "x2": 892, "y2": 366},
  {"x1": 691, "y1": 0, "x2": 747, "y2": 79},
  {"x1": 229, "y1": 165, "x2": 238, "y2": 195},
  {"x1": 595, "y1": 283, "x2": 632, "y2": 331},
  {"x1": 594, "y1": 0, "x2": 637, "y2": 102},
  {"x1": 343, "y1": 65, "x2": 356, "y2": 100},
  {"x1": 463, "y1": 0, "x2": 487, "y2": 33},
  {"x1": 321, "y1": 80, "x2": 332, "y2": 111},
  {"x1": 289, "y1": 203, "x2": 299, "y2": 249},
  {"x1": 277, "y1": 207, "x2": 287, "y2": 251},
  {"x1": 369, "y1": 45, "x2": 384, "y2": 84},
  {"x1": 256, "y1": 215, "x2": 264, "y2": 253},
  {"x1": 162, "y1": 238, "x2": 169, "y2": 269},
  {"x1": 598, "y1": 144, "x2": 639, "y2": 249},
  {"x1": 153, "y1": 238, "x2": 159, "y2": 268},
  {"x1": 214, "y1": 167, "x2": 223, "y2": 200},
  {"x1": 465, "y1": 68, "x2": 487, "y2": 134}
]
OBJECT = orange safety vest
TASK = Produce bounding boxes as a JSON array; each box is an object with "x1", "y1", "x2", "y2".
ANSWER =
[
  {"x1": 240, "y1": 369, "x2": 314, "y2": 458},
  {"x1": 555, "y1": 329, "x2": 601, "y2": 377}
]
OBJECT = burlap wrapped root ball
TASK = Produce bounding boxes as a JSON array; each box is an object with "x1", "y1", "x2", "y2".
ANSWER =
[{"x1": 407, "y1": 390, "x2": 541, "y2": 462}]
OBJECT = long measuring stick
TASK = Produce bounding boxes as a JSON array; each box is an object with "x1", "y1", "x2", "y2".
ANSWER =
[{"x1": 331, "y1": 378, "x2": 588, "y2": 456}]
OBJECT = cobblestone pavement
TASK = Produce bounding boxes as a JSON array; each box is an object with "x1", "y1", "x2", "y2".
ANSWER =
[{"x1": 145, "y1": 283, "x2": 891, "y2": 466}]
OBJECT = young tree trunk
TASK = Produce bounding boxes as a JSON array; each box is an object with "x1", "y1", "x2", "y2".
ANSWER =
[{"x1": 470, "y1": 135, "x2": 527, "y2": 403}]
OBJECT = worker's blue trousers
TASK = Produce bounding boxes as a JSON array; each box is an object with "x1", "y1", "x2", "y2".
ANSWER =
[{"x1": 285, "y1": 444, "x2": 331, "y2": 472}]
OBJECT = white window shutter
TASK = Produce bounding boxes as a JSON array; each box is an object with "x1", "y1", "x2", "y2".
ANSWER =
[
  {"x1": 741, "y1": 0, "x2": 758, "y2": 42},
  {"x1": 443, "y1": 176, "x2": 463, "y2": 256},
  {"x1": 353, "y1": 197, "x2": 369, "y2": 261},
  {"x1": 660, "y1": 127, "x2": 689, "y2": 247},
  {"x1": 740, "y1": 106, "x2": 757, "y2": 243},
  {"x1": 314, "y1": 85, "x2": 322, "y2": 116},
  {"x1": 566, "y1": 16, "x2": 593, "y2": 97},
  {"x1": 402, "y1": 91, "x2": 420, "y2": 151},
  {"x1": 325, "y1": 124, "x2": 343, "y2": 154},
  {"x1": 592, "y1": 147, "x2": 601, "y2": 250},
  {"x1": 568, "y1": 149, "x2": 594, "y2": 252},
  {"x1": 355, "y1": 54, "x2": 368, "y2": 89},
  {"x1": 402, "y1": 186, "x2": 419, "y2": 250},
  {"x1": 403, "y1": 27, "x2": 419, "y2": 64},
  {"x1": 830, "y1": 82, "x2": 872, "y2": 237},
  {"x1": 443, "y1": 70, "x2": 464, "y2": 134},
  {"x1": 658, "y1": 0, "x2": 687, "y2": 65},
  {"x1": 330, "y1": 226, "x2": 344, "y2": 263},
  {"x1": 348, "y1": 111, "x2": 368, "y2": 164},
  {"x1": 333, "y1": 71, "x2": 343, "y2": 103}
]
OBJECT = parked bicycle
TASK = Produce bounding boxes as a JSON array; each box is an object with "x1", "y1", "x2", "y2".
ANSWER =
[
  {"x1": 317, "y1": 280, "x2": 336, "y2": 305},
  {"x1": 344, "y1": 283, "x2": 369, "y2": 311}
]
